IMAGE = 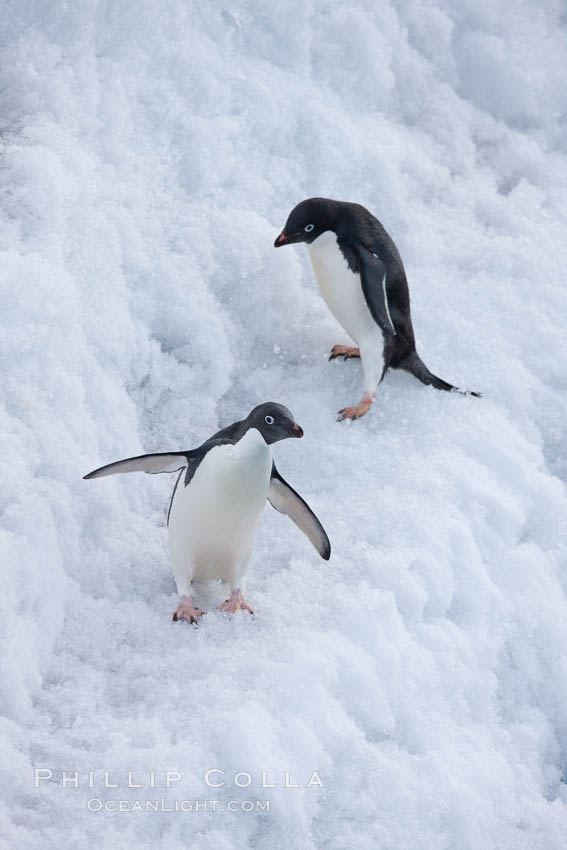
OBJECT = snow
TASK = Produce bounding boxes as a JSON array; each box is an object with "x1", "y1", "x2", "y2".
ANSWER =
[{"x1": 1, "y1": 0, "x2": 567, "y2": 847}]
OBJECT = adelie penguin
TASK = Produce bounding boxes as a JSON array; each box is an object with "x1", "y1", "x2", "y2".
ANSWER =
[
  {"x1": 275, "y1": 198, "x2": 480, "y2": 420},
  {"x1": 84, "y1": 403, "x2": 330, "y2": 623}
]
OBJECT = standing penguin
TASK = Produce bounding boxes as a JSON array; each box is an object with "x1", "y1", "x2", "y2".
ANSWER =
[
  {"x1": 84, "y1": 403, "x2": 330, "y2": 622},
  {"x1": 275, "y1": 198, "x2": 480, "y2": 420}
]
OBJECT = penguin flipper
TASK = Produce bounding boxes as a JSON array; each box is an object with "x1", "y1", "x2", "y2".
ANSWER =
[
  {"x1": 83, "y1": 451, "x2": 192, "y2": 479},
  {"x1": 267, "y1": 463, "x2": 331, "y2": 560},
  {"x1": 338, "y1": 236, "x2": 396, "y2": 336}
]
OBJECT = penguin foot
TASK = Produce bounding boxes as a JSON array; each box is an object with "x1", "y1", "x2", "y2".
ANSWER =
[
  {"x1": 173, "y1": 596, "x2": 204, "y2": 625},
  {"x1": 218, "y1": 589, "x2": 254, "y2": 615},
  {"x1": 329, "y1": 344, "x2": 360, "y2": 361},
  {"x1": 337, "y1": 392, "x2": 375, "y2": 421}
]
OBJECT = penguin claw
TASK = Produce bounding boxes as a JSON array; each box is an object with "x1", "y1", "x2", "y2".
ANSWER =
[
  {"x1": 172, "y1": 597, "x2": 204, "y2": 624},
  {"x1": 337, "y1": 393, "x2": 375, "y2": 421},
  {"x1": 218, "y1": 589, "x2": 254, "y2": 615},
  {"x1": 329, "y1": 344, "x2": 360, "y2": 361},
  {"x1": 337, "y1": 408, "x2": 360, "y2": 422}
]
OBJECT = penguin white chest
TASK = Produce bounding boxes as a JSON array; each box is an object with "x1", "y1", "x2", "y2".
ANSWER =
[
  {"x1": 307, "y1": 231, "x2": 380, "y2": 346},
  {"x1": 168, "y1": 428, "x2": 272, "y2": 583}
]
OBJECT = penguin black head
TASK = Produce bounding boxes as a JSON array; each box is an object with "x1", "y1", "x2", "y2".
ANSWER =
[
  {"x1": 274, "y1": 198, "x2": 338, "y2": 247},
  {"x1": 246, "y1": 402, "x2": 303, "y2": 444}
]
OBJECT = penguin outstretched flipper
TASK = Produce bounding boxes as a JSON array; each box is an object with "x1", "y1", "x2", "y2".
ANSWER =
[
  {"x1": 83, "y1": 452, "x2": 193, "y2": 478},
  {"x1": 268, "y1": 463, "x2": 331, "y2": 560}
]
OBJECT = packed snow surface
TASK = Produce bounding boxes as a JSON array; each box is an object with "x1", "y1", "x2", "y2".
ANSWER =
[{"x1": 2, "y1": 0, "x2": 567, "y2": 847}]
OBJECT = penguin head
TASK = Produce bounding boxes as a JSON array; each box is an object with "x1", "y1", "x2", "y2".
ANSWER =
[
  {"x1": 247, "y1": 402, "x2": 303, "y2": 444},
  {"x1": 274, "y1": 198, "x2": 337, "y2": 247}
]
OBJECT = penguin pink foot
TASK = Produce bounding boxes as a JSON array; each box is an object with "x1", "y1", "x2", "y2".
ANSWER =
[
  {"x1": 329, "y1": 344, "x2": 360, "y2": 361},
  {"x1": 337, "y1": 392, "x2": 375, "y2": 422},
  {"x1": 172, "y1": 595, "x2": 204, "y2": 624},
  {"x1": 218, "y1": 589, "x2": 254, "y2": 615}
]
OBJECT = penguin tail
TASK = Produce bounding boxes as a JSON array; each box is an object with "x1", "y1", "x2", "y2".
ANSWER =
[{"x1": 399, "y1": 351, "x2": 482, "y2": 398}]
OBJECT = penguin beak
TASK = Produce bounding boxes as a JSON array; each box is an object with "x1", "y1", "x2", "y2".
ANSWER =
[
  {"x1": 274, "y1": 231, "x2": 300, "y2": 247},
  {"x1": 288, "y1": 422, "x2": 303, "y2": 438}
]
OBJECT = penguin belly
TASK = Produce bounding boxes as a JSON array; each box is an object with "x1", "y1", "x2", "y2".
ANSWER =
[
  {"x1": 168, "y1": 428, "x2": 273, "y2": 585},
  {"x1": 307, "y1": 231, "x2": 383, "y2": 350}
]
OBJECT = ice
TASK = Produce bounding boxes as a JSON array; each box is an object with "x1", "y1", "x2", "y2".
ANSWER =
[{"x1": 1, "y1": 0, "x2": 567, "y2": 847}]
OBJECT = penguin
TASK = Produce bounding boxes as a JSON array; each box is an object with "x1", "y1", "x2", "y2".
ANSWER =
[
  {"x1": 274, "y1": 198, "x2": 480, "y2": 420},
  {"x1": 84, "y1": 403, "x2": 330, "y2": 623}
]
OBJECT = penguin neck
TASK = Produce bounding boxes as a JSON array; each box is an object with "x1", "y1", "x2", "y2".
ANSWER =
[
  {"x1": 308, "y1": 229, "x2": 339, "y2": 253},
  {"x1": 232, "y1": 427, "x2": 273, "y2": 464},
  {"x1": 220, "y1": 427, "x2": 273, "y2": 498}
]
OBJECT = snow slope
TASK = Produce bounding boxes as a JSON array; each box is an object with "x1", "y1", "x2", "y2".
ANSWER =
[{"x1": 2, "y1": 0, "x2": 567, "y2": 847}]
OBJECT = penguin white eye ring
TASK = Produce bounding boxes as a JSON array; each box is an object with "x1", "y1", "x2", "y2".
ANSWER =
[
  {"x1": 304, "y1": 223, "x2": 314, "y2": 232},
  {"x1": 83, "y1": 402, "x2": 330, "y2": 624}
]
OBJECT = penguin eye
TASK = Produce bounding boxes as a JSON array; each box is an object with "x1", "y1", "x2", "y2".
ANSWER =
[
  {"x1": 304, "y1": 224, "x2": 314, "y2": 232},
  {"x1": 264, "y1": 415, "x2": 275, "y2": 425}
]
